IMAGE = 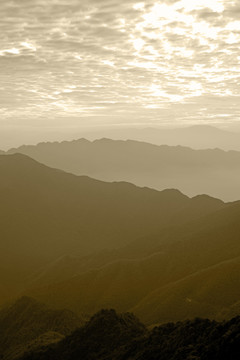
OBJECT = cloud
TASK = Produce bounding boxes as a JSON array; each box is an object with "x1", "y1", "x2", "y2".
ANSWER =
[{"x1": 0, "y1": 0, "x2": 240, "y2": 132}]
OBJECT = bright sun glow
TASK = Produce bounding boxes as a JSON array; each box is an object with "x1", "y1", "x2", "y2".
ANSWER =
[
  {"x1": 0, "y1": 48, "x2": 20, "y2": 55},
  {"x1": 132, "y1": 38, "x2": 145, "y2": 51},
  {"x1": 177, "y1": 0, "x2": 224, "y2": 13},
  {"x1": 21, "y1": 42, "x2": 37, "y2": 51}
]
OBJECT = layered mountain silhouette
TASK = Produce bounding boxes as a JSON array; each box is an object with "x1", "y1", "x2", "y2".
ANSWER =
[
  {"x1": 3, "y1": 124, "x2": 240, "y2": 151},
  {"x1": 0, "y1": 153, "x2": 228, "y2": 304},
  {"x1": 0, "y1": 153, "x2": 192, "y2": 260},
  {"x1": 89, "y1": 124, "x2": 240, "y2": 151},
  {"x1": 0, "y1": 296, "x2": 84, "y2": 360},
  {"x1": 1, "y1": 152, "x2": 240, "y2": 334},
  {"x1": 37, "y1": 125, "x2": 240, "y2": 150},
  {"x1": 106, "y1": 124, "x2": 240, "y2": 151},
  {"x1": 16, "y1": 308, "x2": 240, "y2": 360},
  {"x1": 7, "y1": 137, "x2": 240, "y2": 201}
]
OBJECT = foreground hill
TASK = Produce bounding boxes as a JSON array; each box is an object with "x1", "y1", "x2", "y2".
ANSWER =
[
  {"x1": 18, "y1": 309, "x2": 240, "y2": 360},
  {"x1": 0, "y1": 297, "x2": 84, "y2": 360},
  {"x1": 8, "y1": 138, "x2": 240, "y2": 201}
]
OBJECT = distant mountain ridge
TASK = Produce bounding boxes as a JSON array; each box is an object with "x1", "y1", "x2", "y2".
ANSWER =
[
  {"x1": 7, "y1": 137, "x2": 240, "y2": 201},
  {"x1": 2, "y1": 124, "x2": 240, "y2": 151},
  {"x1": 80, "y1": 124, "x2": 240, "y2": 151}
]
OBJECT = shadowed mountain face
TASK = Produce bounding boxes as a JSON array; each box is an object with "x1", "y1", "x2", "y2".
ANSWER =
[
  {"x1": 0, "y1": 153, "x2": 227, "y2": 305},
  {"x1": 1, "y1": 299, "x2": 240, "y2": 360},
  {"x1": 0, "y1": 154, "x2": 225, "y2": 265},
  {"x1": 132, "y1": 257, "x2": 240, "y2": 324},
  {"x1": 18, "y1": 309, "x2": 240, "y2": 360},
  {"x1": 23, "y1": 199, "x2": 240, "y2": 323},
  {"x1": 0, "y1": 153, "x2": 186, "y2": 261},
  {"x1": 0, "y1": 153, "x2": 239, "y2": 328},
  {"x1": 0, "y1": 296, "x2": 84, "y2": 360},
  {"x1": 7, "y1": 138, "x2": 240, "y2": 201}
]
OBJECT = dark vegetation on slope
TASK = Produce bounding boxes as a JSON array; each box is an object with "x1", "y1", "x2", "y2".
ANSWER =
[
  {"x1": 0, "y1": 297, "x2": 84, "y2": 360},
  {"x1": 17, "y1": 308, "x2": 240, "y2": 360}
]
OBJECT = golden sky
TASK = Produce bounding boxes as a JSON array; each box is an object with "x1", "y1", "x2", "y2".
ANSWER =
[{"x1": 1, "y1": 0, "x2": 240, "y2": 134}]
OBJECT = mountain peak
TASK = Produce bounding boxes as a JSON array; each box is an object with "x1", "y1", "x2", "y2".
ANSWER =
[
  {"x1": 43, "y1": 309, "x2": 147, "y2": 360},
  {"x1": 11, "y1": 296, "x2": 42, "y2": 309},
  {"x1": 87, "y1": 309, "x2": 145, "y2": 332}
]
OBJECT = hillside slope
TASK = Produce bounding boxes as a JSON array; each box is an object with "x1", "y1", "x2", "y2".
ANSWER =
[
  {"x1": 0, "y1": 153, "x2": 225, "y2": 263},
  {"x1": 0, "y1": 153, "x2": 225, "y2": 305},
  {"x1": 132, "y1": 257, "x2": 240, "y2": 324},
  {"x1": 24, "y1": 200, "x2": 240, "y2": 322}
]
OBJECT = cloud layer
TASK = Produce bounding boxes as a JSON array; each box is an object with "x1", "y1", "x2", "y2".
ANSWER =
[{"x1": 1, "y1": 0, "x2": 240, "y2": 131}]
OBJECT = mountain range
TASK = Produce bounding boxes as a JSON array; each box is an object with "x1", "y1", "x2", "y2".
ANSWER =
[
  {"x1": 3, "y1": 125, "x2": 240, "y2": 151},
  {"x1": 1, "y1": 153, "x2": 222, "y2": 261},
  {"x1": 6, "y1": 137, "x2": 240, "y2": 201},
  {"x1": 78, "y1": 125, "x2": 240, "y2": 151},
  {"x1": 0, "y1": 153, "x2": 227, "y2": 305},
  {"x1": 0, "y1": 152, "x2": 240, "y2": 333}
]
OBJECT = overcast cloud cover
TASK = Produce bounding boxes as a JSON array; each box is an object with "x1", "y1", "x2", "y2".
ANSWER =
[{"x1": 1, "y1": 0, "x2": 240, "y2": 137}]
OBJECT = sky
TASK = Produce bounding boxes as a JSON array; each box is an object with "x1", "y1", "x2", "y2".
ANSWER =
[{"x1": 1, "y1": 0, "x2": 240, "y2": 145}]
